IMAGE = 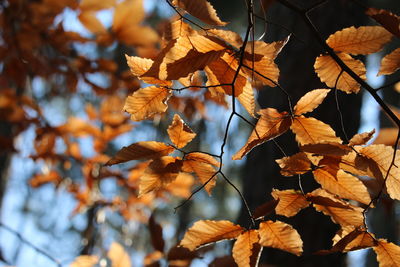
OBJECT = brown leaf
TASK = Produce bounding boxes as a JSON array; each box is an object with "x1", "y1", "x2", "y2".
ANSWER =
[
  {"x1": 253, "y1": 199, "x2": 279, "y2": 219},
  {"x1": 326, "y1": 26, "x2": 392, "y2": 55},
  {"x1": 349, "y1": 129, "x2": 376, "y2": 146},
  {"x1": 180, "y1": 220, "x2": 244, "y2": 250},
  {"x1": 276, "y1": 152, "x2": 312, "y2": 176},
  {"x1": 108, "y1": 242, "x2": 131, "y2": 267},
  {"x1": 291, "y1": 116, "x2": 341, "y2": 145},
  {"x1": 373, "y1": 239, "x2": 400, "y2": 267},
  {"x1": 373, "y1": 128, "x2": 399, "y2": 146},
  {"x1": 314, "y1": 53, "x2": 366, "y2": 94},
  {"x1": 208, "y1": 29, "x2": 243, "y2": 49},
  {"x1": 332, "y1": 227, "x2": 376, "y2": 252},
  {"x1": 124, "y1": 86, "x2": 172, "y2": 121},
  {"x1": 184, "y1": 152, "x2": 219, "y2": 167},
  {"x1": 182, "y1": 159, "x2": 218, "y2": 195},
  {"x1": 78, "y1": 12, "x2": 107, "y2": 34},
  {"x1": 172, "y1": 0, "x2": 227, "y2": 26},
  {"x1": 258, "y1": 220, "x2": 303, "y2": 256},
  {"x1": 165, "y1": 172, "x2": 194, "y2": 198},
  {"x1": 149, "y1": 214, "x2": 165, "y2": 252},
  {"x1": 378, "y1": 48, "x2": 400, "y2": 76},
  {"x1": 232, "y1": 230, "x2": 260, "y2": 267},
  {"x1": 167, "y1": 114, "x2": 196, "y2": 148},
  {"x1": 106, "y1": 141, "x2": 174, "y2": 165},
  {"x1": 70, "y1": 255, "x2": 99, "y2": 267},
  {"x1": 167, "y1": 246, "x2": 199, "y2": 266},
  {"x1": 80, "y1": 0, "x2": 115, "y2": 11},
  {"x1": 271, "y1": 189, "x2": 309, "y2": 217},
  {"x1": 233, "y1": 108, "x2": 291, "y2": 160},
  {"x1": 294, "y1": 89, "x2": 330, "y2": 115},
  {"x1": 366, "y1": 8, "x2": 400, "y2": 38},
  {"x1": 237, "y1": 79, "x2": 256, "y2": 117},
  {"x1": 300, "y1": 142, "x2": 352, "y2": 156},
  {"x1": 125, "y1": 55, "x2": 172, "y2": 86}
]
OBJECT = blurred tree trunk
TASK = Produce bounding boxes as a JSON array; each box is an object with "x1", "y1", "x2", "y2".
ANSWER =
[{"x1": 238, "y1": 1, "x2": 366, "y2": 266}]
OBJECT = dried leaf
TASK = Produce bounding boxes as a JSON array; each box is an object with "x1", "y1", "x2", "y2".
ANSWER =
[
  {"x1": 237, "y1": 79, "x2": 256, "y2": 117},
  {"x1": 165, "y1": 172, "x2": 194, "y2": 198},
  {"x1": 172, "y1": 0, "x2": 227, "y2": 26},
  {"x1": 182, "y1": 159, "x2": 218, "y2": 195},
  {"x1": 184, "y1": 152, "x2": 219, "y2": 167},
  {"x1": 125, "y1": 55, "x2": 172, "y2": 86},
  {"x1": 232, "y1": 230, "x2": 260, "y2": 267},
  {"x1": 149, "y1": 214, "x2": 165, "y2": 252},
  {"x1": 106, "y1": 141, "x2": 174, "y2": 165},
  {"x1": 333, "y1": 228, "x2": 376, "y2": 252},
  {"x1": 373, "y1": 128, "x2": 399, "y2": 146},
  {"x1": 70, "y1": 255, "x2": 99, "y2": 267},
  {"x1": 258, "y1": 220, "x2": 303, "y2": 256},
  {"x1": 108, "y1": 242, "x2": 131, "y2": 267},
  {"x1": 208, "y1": 29, "x2": 243, "y2": 49},
  {"x1": 124, "y1": 86, "x2": 171, "y2": 121},
  {"x1": 294, "y1": 89, "x2": 330, "y2": 115},
  {"x1": 276, "y1": 152, "x2": 312, "y2": 176},
  {"x1": 80, "y1": 0, "x2": 115, "y2": 11},
  {"x1": 326, "y1": 26, "x2": 392, "y2": 55},
  {"x1": 252, "y1": 199, "x2": 279, "y2": 220},
  {"x1": 349, "y1": 129, "x2": 376, "y2": 146},
  {"x1": 271, "y1": 189, "x2": 309, "y2": 217},
  {"x1": 78, "y1": 12, "x2": 107, "y2": 34},
  {"x1": 314, "y1": 53, "x2": 366, "y2": 94},
  {"x1": 167, "y1": 114, "x2": 196, "y2": 148},
  {"x1": 373, "y1": 239, "x2": 400, "y2": 267},
  {"x1": 233, "y1": 108, "x2": 291, "y2": 160},
  {"x1": 366, "y1": 8, "x2": 400, "y2": 38},
  {"x1": 378, "y1": 48, "x2": 400, "y2": 76},
  {"x1": 180, "y1": 220, "x2": 244, "y2": 250},
  {"x1": 300, "y1": 142, "x2": 352, "y2": 156}
]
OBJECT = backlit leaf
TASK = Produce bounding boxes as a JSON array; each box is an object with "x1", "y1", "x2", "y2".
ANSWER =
[
  {"x1": 373, "y1": 128, "x2": 399, "y2": 146},
  {"x1": 184, "y1": 152, "x2": 219, "y2": 167},
  {"x1": 70, "y1": 255, "x2": 99, "y2": 267},
  {"x1": 167, "y1": 114, "x2": 196, "y2": 148},
  {"x1": 366, "y1": 8, "x2": 400, "y2": 38},
  {"x1": 172, "y1": 0, "x2": 227, "y2": 26},
  {"x1": 106, "y1": 141, "x2": 174, "y2": 165},
  {"x1": 182, "y1": 158, "x2": 218, "y2": 195},
  {"x1": 271, "y1": 189, "x2": 309, "y2": 217},
  {"x1": 232, "y1": 230, "x2": 260, "y2": 267},
  {"x1": 124, "y1": 86, "x2": 171, "y2": 121},
  {"x1": 276, "y1": 152, "x2": 312, "y2": 176},
  {"x1": 108, "y1": 242, "x2": 131, "y2": 267},
  {"x1": 333, "y1": 228, "x2": 376, "y2": 252},
  {"x1": 373, "y1": 239, "x2": 400, "y2": 267},
  {"x1": 237, "y1": 79, "x2": 256, "y2": 117},
  {"x1": 314, "y1": 53, "x2": 366, "y2": 93},
  {"x1": 258, "y1": 220, "x2": 303, "y2": 256},
  {"x1": 349, "y1": 129, "x2": 376, "y2": 146},
  {"x1": 326, "y1": 26, "x2": 392, "y2": 55},
  {"x1": 208, "y1": 29, "x2": 243, "y2": 49},
  {"x1": 300, "y1": 142, "x2": 351, "y2": 156},
  {"x1": 233, "y1": 108, "x2": 291, "y2": 160},
  {"x1": 378, "y1": 48, "x2": 400, "y2": 76},
  {"x1": 180, "y1": 220, "x2": 244, "y2": 250},
  {"x1": 165, "y1": 172, "x2": 194, "y2": 198},
  {"x1": 294, "y1": 89, "x2": 330, "y2": 115},
  {"x1": 125, "y1": 55, "x2": 172, "y2": 86}
]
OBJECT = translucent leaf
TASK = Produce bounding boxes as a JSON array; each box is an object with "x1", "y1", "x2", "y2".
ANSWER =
[
  {"x1": 378, "y1": 48, "x2": 400, "y2": 76},
  {"x1": 208, "y1": 29, "x2": 243, "y2": 48},
  {"x1": 232, "y1": 230, "x2": 261, "y2": 267},
  {"x1": 326, "y1": 26, "x2": 392, "y2": 55},
  {"x1": 182, "y1": 159, "x2": 218, "y2": 195},
  {"x1": 70, "y1": 255, "x2": 99, "y2": 267},
  {"x1": 300, "y1": 142, "x2": 352, "y2": 156},
  {"x1": 124, "y1": 86, "x2": 171, "y2": 121},
  {"x1": 314, "y1": 53, "x2": 366, "y2": 94},
  {"x1": 258, "y1": 220, "x2": 303, "y2": 256},
  {"x1": 276, "y1": 152, "x2": 311, "y2": 176},
  {"x1": 165, "y1": 172, "x2": 194, "y2": 198},
  {"x1": 167, "y1": 114, "x2": 196, "y2": 148},
  {"x1": 271, "y1": 189, "x2": 309, "y2": 217},
  {"x1": 366, "y1": 8, "x2": 400, "y2": 38},
  {"x1": 291, "y1": 116, "x2": 342, "y2": 145},
  {"x1": 180, "y1": 220, "x2": 244, "y2": 250},
  {"x1": 294, "y1": 89, "x2": 330, "y2": 115},
  {"x1": 172, "y1": 0, "x2": 228, "y2": 26},
  {"x1": 373, "y1": 128, "x2": 399, "y2": 146},
  {"x1": 233, "y1": 108, "x2": 291, "y2": 160},
  {"x1": 125, "y1": 55, "x2": 172, "y2": 86},
  {"x1": 184, "y1": 152, "x2": 219, "y2": 167},
  {"x1": 373, "y1": 239, "x2": 400, "y2": 267},
  {"x1": 106, "y1": 141, "x2": 174, "y2": 165},
  {"x1": 332, "y1": 227, "x2": 376, "y2": 252},
  {"x1": 237, "y1": 79, "x2": 256, "y2": 117},
  {"x1": 108, "y1": 242, "x2": 131, "y2": 267},
  {"x1": 349, "y1": 129, "x2": 376, "y2": 146}
]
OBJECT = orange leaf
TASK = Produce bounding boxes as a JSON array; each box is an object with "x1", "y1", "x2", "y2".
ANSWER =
[
  {"x1": 326, "y1": 26, "x2": 392, "y2": 55},
  {"x1": 80, "y1": 0, "x2": 115, "y2": 11},
  {"x1": 366, "y1": 8, "x2": 400, "y2": 38},
  {"x1": 124, "y1": 86, "x2": 171, "y2": 121},
  {"x1": 373, "y1": 128, "x2": 399, "y2": 146},
  {"x1": 184, "y1": 152, "x2": 219, "y2": 167},
  {"x1": 29, "y1": 170, "x2": 62, "y2": 188},
  {"x1": 165, "y1": 172, "x2": 194, "y2": 198},
  {"x1": 125, "y1": 55, "x2": 172, "y2": 86},
  {"x1": 276, "y1": 152, "x2": 312, "y2": 176},
  {"x1": 180, "y1": 220, "x2": 244, "y2": 250},
  {"x1": 208, "y1": 29, "x2": 243, "y2": 49},
  {"x1": 332, "y1": 227, "x2": 376, "y2": 252},
  {"x1": 106, "y1": 141, "x2": 174, "y2": 165},
  {"x1": 139, "y1": 156, "x2": 183, "y2": 195},
  {"x1": 232, "y1": 230, "x2": 261, "y2": 267},
  {"x1": 300, "y1": 142, "x2": 352, "y2": 156},
  {"x1": 161, "y1": 19, "x2": 194, "y2": 47},
  {"x1": 182, "y1": 159, "x2": 218, "y2": 195},
  {"x1": 258, "y1": 220, "x2": 303, "y2": 256},
  {"x1": 167, "y1": 114, "x2": 196, "y2": 148},
  {"x1": 349, "y1": 129, "x2": 376, "y2": 146},
  {"x1": 78, "y1": 12, "x2": 107, "y2": 34},
  {"x1": 378, "y1": 48, "x2": 400, "y2": 76},
  {"x1": 233, "y1": 108, "x2": 291, "y2": 160},
  {"x1": 237, "y1": 79, "x2": 256, "y2": 117},
  {"x1": 271, "y1": 189, "x2": 309, "y2": 217},
  {"x1": 108, "y1": 242, "x2": 131, "y2": 267},
  {"x1": 291, "y1": 116, "x2": 341, "y2": 145},
  {"x1": 294, "y1": 89, "x2": 330, "y2": 115},
  {"x1": 314, "y1": 53, "x2": 366, "y2": 93},
  {"x1": 172, "y1": 0, "x2": 227, "y2": 26},
  {"x1": 373, "y1": 239, "x2": 400, "y2": 267},
  {"x1": 70, "y1": 255, "x2": 99, "y2": 267}
]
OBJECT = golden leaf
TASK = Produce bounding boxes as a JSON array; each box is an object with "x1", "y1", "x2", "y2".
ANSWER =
[
  {"x1": 161, "y1": 19, "x2": 194, "y2": 47},
  {"x1": 80, "y1": 0, "x2": 115, "y2": 11},
  {"x1": 366, "y1": 8, "x2": 400, "y2": 38},
  {"x1": 108, "y1": 242, "x2": 131, "y2": 267},
  {"x1": 291, "y1": 116, "x2": 342, "y2": 145},
  {"x1": 258, "y1": 220, "x2": 303, "y2": 256},
  {"x1": 294, "y1": 89, "x2": 330, "y2": 115},
  {"x1": 237, "y1": 79, "x2": 256, "y2": 117},
  {"x1": 332, "y1": 227, "x2": 376, "y2": 252},
  {"x1": 232, "y1": 230, "x2": 261, "y2": 267},
  {"x1": 180, "y1": 220, "x2": 244, "y2": 250},
  {"x1": 276, "y1": 152, "x2": 311, "y2": 176},
  {"x1": 125, "y1": 55, "x2": 172, "y2": 86},
  {"x1": 124, "y1": 86, "x2": 171, "y2": 121},
  {"x1": 233, "y1": 108, "x2": 291, "y2": 160},
  {"x1": 378, "y1": 48, "x2": 400, "y2": 76},
  {"x1": 373, "y1": 128, "x2": 399, "y2": 146},
  {"x1": 78, "y1": 12, "x2": 107, "y2": 34},
  {"x1": 172, "y1": 0, "x2": 227, "y2": 26},
  {"x1": 167, "y1": 114, "x2": 196, "y2": 148},
  {"x1": 165, "y1": 172, "x2": 194, "y2": 198},
  {"x1": 314, "y1": 53, "x2": 366, "y2": 93},
  {"x1": 184, "y1": 152, "x2": 219, "y2": 167},
  {"x1": 208, "y1": 29, "x2": 243, "y2": 49},
  {"x1": 182, "y1": 159, "x2": 218, "y2": 195},
  {"x1": 300, "y1": 142, "x2": 352, "y2": 156},
  {"x1": 349, "y1": 129, "x2": 376, "y2": 146},
  {"x1": 70, "y1": 255, "x2": 99, "y2": 267},
  {"x1": 326, "y1": 26, "x2": 392, "y2": 55},
  {"x1": 106, "y1": 141, "x2": 174, "y2": 165},
  {"x1": 373, "y1": 239, "x2": 400, "y2": 267},
  {"x1": 271, "y1": 189, "x2": 309, "y2": 217}
]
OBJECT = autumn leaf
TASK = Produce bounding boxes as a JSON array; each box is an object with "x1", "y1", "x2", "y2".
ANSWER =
[
  {"x1": 373, "y1": 128, "x2": 399, "y2": 146},
  {"x1": 108, "y1": 242, "x2": 131, "y2": 267},
  {"x1": 293, "y1": 89, "x2": 330, "y2": 115},
  {"x1": 172, "y1": 0, "x2": 227, "y2": 26},
  {"x1": 106, "y1": 141, "x2": 174, "y2": 165},
  {"x1": 165, "y1": 172, "x2": 194, "y2": 198},
  {"x1": 271, "y1": 189, "x2": 309, "y2": 217},
  {"x1": 258, "y1": 220, "x2": 303, "y2": 256},
  {"x1": 167, "y1": 114, "x2": 196, "y2": 148},
  {"x1": 78, "y1": 12, "x2": 107, "y2": 34},
  {"x1": 232, "y1": 230, "x2": 261, "y2": 267},
  {"x1": 276, "y1": 152, "x2": 312, "y2": 176},
  {"x1": 208, "y1": 29, "x2": 243, "y2": 49},
  {"x1": 373, "y1": 239, "x2": 400, "y2": 267},
  {"x1": 124, "y1": 86, "x2": 172, "y2": 121},
  {"x1": 125, "y1": 55, "x2": 172, "y2": 86},
  {"x1": 366, "y1": 8, "x2": 400, "y2": 38},
  {"x1": 300, "y1": 142, "x2": 351, "y2": 156},
  {"x1": 378, "y1": 48, "x2": 400, "y2": 76},
  {"x1": 233, "y1": 108, "x2": 291, "y2": 160},
  {"x1": 184, "y1": 152, "x2": 219, "y2": 167},
  {"x1": 332, "y1": 227, "x2": 376, "y2": 253},
  {"x1": 79, "y1": 0, "x2": 115, "y2": 11},
  {"x1": 314, "y1": 53, "x2": 366, "y2": 93},
  {"x1": 149, "y1": 214, "x2": 165, "y2": 252},
  {"x1": 326, "y1": 26, "x2": 392, "y2": 55},
  {"x1": 237, "y1": 79, "x2": 256, "y2": 117},
  {"x1": 182, "y1": 158, "x2": 218, "y2": 195},
  {"x1": 180, "y1": 220, "x2": 244, "y2": 250},
  {"x1": 70, "y1": 255, "x2": 99, "y2": 267},
  {"x1": 349, "y1": 129, "x2": 376, "y2": 146}
]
